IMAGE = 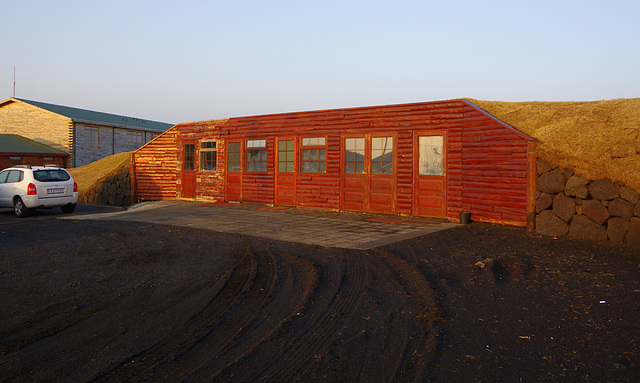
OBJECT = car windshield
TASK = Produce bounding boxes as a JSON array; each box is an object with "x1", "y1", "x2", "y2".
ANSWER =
[{"x1": 33, "y1": 169, "x2": 71, "y2": 182}]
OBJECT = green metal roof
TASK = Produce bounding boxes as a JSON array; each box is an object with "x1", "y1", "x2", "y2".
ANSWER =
[
  {"x1": 0, "y1": 134, "x2": 67, "y2": 154},
  {"x1": 15, "y1": 98, "x2": 174, "y2": 132}
]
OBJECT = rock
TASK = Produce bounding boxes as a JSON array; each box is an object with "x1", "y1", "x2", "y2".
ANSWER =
[
  {"x1": 608, "y1": 198, "x2": 635, "y2": 220},
  {"x1": 537, "y1": 158, "x2": 554, "y2": 175},
  {"x1": 534, "y1": 191, "x2": 542, "y2": 199},
  {"x1": 569, "y1": 215, "x2": 607, "y2": 242},
  {"x1": 565, "y1": 175, "x2": 590, "y2": 199},
  {"x1": 636, "y1": 202, "x2": 640, "y2": 217},
  {"x1": 626, "y1": 218, "x2": 640, "y2": 248},
  {"x1": 607, "y1": 217, "x2": 629, "y2": 244},
  {"x1": 581, "y1": 199, "x2": 610, "y2": 225},
  {"x1": 536, "y1": 193, "x2": 553, "y2": 213},
  {"x1": 552, "y1": 193, "x2": 575, "y2": 222},
  {"x1": 563, "y1": 168, "x2": 575, "y2": 179},
  {"x1": 535, "y1": 210, "x2": 569, "y2": 237},
  {"x1": 620, "y1": 185, "x2": 640, "y2": 205},
  {"x1": 537, "y1": 169, "x2": 566, "y2": 194},
  {"x1": 588, "y1": 179, "x2": 619, "y2": 200}
]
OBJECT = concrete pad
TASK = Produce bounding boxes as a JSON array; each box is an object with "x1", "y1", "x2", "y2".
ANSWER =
[{"x1": 65, "y1": 200, "x2": 459, "y2": 250}]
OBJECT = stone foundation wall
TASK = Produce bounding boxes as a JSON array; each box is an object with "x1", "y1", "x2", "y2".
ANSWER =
[
  {"x1": 534, "y1": 158, "x2": 640, "y2": 248},
  {"x1": 80, "y1": 164, "x2": 132, "y2": 207}
]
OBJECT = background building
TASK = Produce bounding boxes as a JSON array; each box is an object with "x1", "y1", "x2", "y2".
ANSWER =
[{"x1": 0, "y1": 98, "x2": 173, "y2": 167}]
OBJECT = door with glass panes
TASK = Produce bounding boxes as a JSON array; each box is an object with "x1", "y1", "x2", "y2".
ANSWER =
[
  {"x1": 276, "y1": 138, "x2": 296, "y2": 206},
  {"x1": 181, "y1": 141, "x2": 196, "y2": 198},
  {"x1": 413, "y1": 132, "x2": 446, "y2": 217},
  {"x1": 342, "y1": 134, "x2": 396, "y2": 214}
]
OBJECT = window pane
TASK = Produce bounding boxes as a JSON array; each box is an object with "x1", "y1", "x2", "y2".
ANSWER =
[
  {"x1": 371, "y1": 137, "x2": 393, "y2": 174},
  {"x1": 345, "y1": 138, "x2": 365, "y2": 174},
  {"x1": 228, "y1": 142, "x2": 241, "y2": 171},
  {"x1": 184, "y1": 144, "x2": 195, "y2": 171},
  {"x1": 419, "y1": 136, "x2": 443, "y2": 175}
]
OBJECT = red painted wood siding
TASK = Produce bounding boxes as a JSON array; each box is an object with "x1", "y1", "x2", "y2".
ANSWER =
[
  {"x1": 133, "y1": 129, "x2": 178, "y2": 200},
  {"x1": 133, "y1": 100, "x2": 535, "y2": 226}
]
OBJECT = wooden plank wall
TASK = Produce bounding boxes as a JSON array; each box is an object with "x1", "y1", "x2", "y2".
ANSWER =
[
  {"x1": 134, "y1": 100, "x2": 534, "y2": 226},
  {"x1": 133, "y1": 128, "x2": 179, "y2": 200}
]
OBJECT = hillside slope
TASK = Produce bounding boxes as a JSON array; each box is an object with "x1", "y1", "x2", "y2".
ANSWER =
[
  {"x1": 468, "y1": 98, "x2": 640, "y2": 191},
  {"x1": 68, "y1": 152, "x2": 131, "y2": 195}
]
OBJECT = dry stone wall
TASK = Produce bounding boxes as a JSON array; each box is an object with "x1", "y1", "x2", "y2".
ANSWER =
[
  {"x1": 535, "y1": 158, "x2": 640, "y2": 247},
  {"x1": 80, "y1": 165, "x2": 132, "y2": 207}
]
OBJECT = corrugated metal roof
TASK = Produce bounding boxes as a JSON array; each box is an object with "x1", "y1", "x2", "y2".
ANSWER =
[
  {"x1": 14, "y1": 98, "x2": 174, "y2": 132},
  {"x1": 0, "y1": 134, "x2": 67, "y2": 154}
]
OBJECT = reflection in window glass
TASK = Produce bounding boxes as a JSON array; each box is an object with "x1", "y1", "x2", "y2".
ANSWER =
[
  {"x1": 371, "y1": 137, "x2": 393, "y2": 174},
  {"x1": 302, "y1": 137, "x2": 326, "y2": 146},
  {"x1": 345, "y1": 138, "x2": 365, "y2": 174},
  {"x1": 247, "y1": 149, "x2": 267, "y2": 172},
  {"x1": 419, "y1": 136, "x2": 444, "y2": 175},
  {"x1": 247, "y1": 139, "x2": 266, "y2": 148},
  {"x1": 301, "y1": 148, "x2": 326, "y2": 173}
]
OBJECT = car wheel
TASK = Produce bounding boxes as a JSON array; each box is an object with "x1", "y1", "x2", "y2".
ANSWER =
[
  {"x1": 61, "y1": 204, "x2": 76, "y2": 214},
  {"x1": 13, "y1": 197, "x2": 31, "y2": 218}
]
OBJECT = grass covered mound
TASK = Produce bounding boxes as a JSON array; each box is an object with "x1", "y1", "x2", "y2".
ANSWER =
[
  {"x1": 68, "y1": 151, "x2": 131, "y2": 195},
  {"x1": 468, "y1": 98, "x2": 640, "y2": 192}
]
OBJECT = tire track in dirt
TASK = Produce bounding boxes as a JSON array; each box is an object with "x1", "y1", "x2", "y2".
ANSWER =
[
  {"x1": 250, "y1": 248, "x2": 368, "y2": 382},
  {"x1": 91, "y1": 242, "x2": 257, "y2": 382},
  {"x1": 370, "y1": 248, "x2": 439, "y2": 382},
  {"x1": 140, "y1": 245, "x2": 280, "y2": 380},
  {"x1": 189, "y1": 250, "x2": 318, "y2": 380}
]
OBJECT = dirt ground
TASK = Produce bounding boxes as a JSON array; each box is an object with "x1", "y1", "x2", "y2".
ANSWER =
[{"x1": 0, "y1": 218, "x2": 639, "y2": 382}]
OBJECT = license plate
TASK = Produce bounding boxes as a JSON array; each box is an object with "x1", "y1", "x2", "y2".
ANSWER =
[{"x1": 47, "y1": 188, "x2": 65, "y2": 194}]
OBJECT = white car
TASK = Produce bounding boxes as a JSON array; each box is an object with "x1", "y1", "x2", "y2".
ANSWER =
[{"x1": 0, "y1": 165, "x2": 78, "y2": 217}]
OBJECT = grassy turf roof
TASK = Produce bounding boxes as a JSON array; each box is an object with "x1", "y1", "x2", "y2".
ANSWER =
[
  {"x1": 467, "y1": 98, "x2": 640, "y2": 192},
  {"x1": 67, "y1": 151, "x2": 131, "y2": 195}
]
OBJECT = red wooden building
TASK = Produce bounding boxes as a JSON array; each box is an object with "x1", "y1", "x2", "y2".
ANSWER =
[{"x1": 133, "y1": 99, "x2": 537, "y2": 228}]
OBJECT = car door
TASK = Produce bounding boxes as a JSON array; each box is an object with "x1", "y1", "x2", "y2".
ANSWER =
[{"x1": 0, "y1": 170, "x2": 10, "y2": 207}]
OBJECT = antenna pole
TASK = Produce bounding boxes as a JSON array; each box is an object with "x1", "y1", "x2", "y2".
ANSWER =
[{"x1": 13, "y1": 66, "x2": 16, "y2": 97}]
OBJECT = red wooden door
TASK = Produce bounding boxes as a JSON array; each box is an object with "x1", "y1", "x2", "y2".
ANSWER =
[
  {"x1": 342, "y1": 136, "x2": 367, "y2": 212},
  {"x1": 342, "y1": 135, "x2": 396, "y2": 214},
  {"x1": 275, "y1": 138, "x2": 296, "y2": 206},
  {"x1": 181, "y1": 142, "x2": 196, "y2": 199},
  {"x1": 368, "y1": 135, "x2": 396, "y2": 214},
  {"x1": 413, "y1": 132, "x2": 446, "y2": 217},
  {"x1": 225, "y1": 141, "x2": 243, "y2": 202}
]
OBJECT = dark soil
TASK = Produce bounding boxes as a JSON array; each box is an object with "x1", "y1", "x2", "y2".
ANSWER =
[{"x1": 0, "y1": 219, "x2": 638, "y2": 382}]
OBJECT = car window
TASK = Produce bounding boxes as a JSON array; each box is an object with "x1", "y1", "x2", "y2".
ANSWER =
[
  {"x1": 0, "y1": 170, "x2": 8, "y2": 183},
  {"x1": 33, "y1": 170, "x2": 71, "y2": 182},
  {"x1": 6, "y1": 170, "x2": 24, "y2": 183}
]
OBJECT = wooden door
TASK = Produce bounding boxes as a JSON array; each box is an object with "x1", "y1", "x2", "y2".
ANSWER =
[
  {"x1": 413, "y1": 132, "x2": 446, "y2": 217},
  {"x1": 225, "y1": 141, "x2": 243, "y2": 202},
  {"x1": 181, "y1": 142, "x2": 196, "y2": 199},
  {"x1": 275, "y1": 138, "x2": 296, "y2": 206},
  {"x1": 341, "y1": 135, "x2": 396, "y2": 214},
  {"x1": 342, "y1": 136, "x2": 367, "y2": 212},
  {"x1": 368, "y1": 135, "x2": 396, "y2": 214}
]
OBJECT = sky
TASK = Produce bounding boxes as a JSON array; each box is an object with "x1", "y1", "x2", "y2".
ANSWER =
[{"x1": 2, "y1": 0, "x2": 639, "y2": 124}]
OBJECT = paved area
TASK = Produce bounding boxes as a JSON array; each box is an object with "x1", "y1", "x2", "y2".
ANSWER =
[{"x1": 65, "y1": 201, "x2": 459, "y2": 250}]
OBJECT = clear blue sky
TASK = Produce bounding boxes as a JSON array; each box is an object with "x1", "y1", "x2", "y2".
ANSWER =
[{"x1": 2, "y1": 0, "x2": 639, "y2": 123}]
